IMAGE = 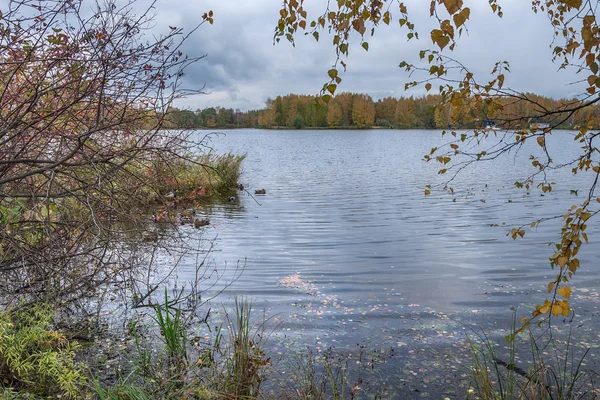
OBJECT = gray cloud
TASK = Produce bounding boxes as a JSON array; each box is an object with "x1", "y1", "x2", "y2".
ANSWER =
[{"x1": 153, "y1": 0, "x2": 588, "y2": 111}]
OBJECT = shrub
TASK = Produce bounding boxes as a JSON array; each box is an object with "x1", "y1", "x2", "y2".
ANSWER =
[{"x1": 0, "y1": 305, "x2": 87, "y2": 399}]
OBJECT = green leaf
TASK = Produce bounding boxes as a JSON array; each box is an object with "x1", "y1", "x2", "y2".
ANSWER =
[
  {"x1": 361, "y1": 42, "x2": 369, "y2": 51},
  {"x1": 328, "y1": 69, "x2": 338, "y2": 79}
]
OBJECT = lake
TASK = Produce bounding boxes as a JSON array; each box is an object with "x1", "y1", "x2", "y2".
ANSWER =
[{"x1": 177, "y1": 129, "x2": 600, "y2": 397}]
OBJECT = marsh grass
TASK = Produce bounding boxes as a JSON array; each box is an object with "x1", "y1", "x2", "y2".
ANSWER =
[
  {"x1": 95, "y1": 382, "x2": 153, "y2": 400},
  {"x1": 467, "y1": 318, "x2": 596, "y2": 400},
  {"x1": 152, "y1": 289, "x2": 188, "y2": 372},
  {"x1": 213, "y1": 296, "x2": 270, "y2": 398},
  {"x1": 142, "y1": 153, "x2": 246, "y2": 205},
  {"x1": 283, "y1": 350, "x2": 350, "y2": 400},
  {"x1": 97, "y1": 295, "x2": 270, "y2": 399}
]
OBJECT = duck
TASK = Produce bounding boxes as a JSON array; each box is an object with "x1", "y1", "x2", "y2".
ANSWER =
[
  {"x1": 142, "y1": 231, "x2": 159, "y2": 242},
  {"x1": 254, "y1": 189, "x2": 266, "y2": 195},
  {"x1": 194, "y1": 218, "x2": 210, "y2": 228}
]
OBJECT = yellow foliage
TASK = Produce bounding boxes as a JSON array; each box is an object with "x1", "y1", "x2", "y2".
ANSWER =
[{"x1": 557, "y1": 286, "x2": 572, "y2": 299}]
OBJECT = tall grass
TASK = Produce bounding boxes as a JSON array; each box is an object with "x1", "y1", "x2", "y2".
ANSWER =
[
  {"x1": 216, "y1": 296, "x2": 270, "y2": 398},
  {"x1": 141, "y1": 152, "x2": 246, "y2": 204},
  {"x1": 152, "y1": 289, "x2": 188, "y2": 371},
  {"x1": 97, "y1": 295, "x2": 270, "y2": 399},
  {"x1": 467, "y1": 318, "x2": 595, "y2": 400},
  {"x1": 280, "y1": 350, "x2": 350, "y2": 400}
]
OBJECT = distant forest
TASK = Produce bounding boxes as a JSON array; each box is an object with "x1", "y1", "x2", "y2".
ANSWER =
[{"x1": 165, "y1": 92, "x2": 600, "y2": 130}]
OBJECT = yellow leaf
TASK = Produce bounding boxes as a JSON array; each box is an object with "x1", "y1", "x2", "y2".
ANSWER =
[
  {"x1": 548, "y1": 282, "x2": 554, "y2": 293},
  {"x1": 430, "y1": 29, "x2": 450, "y2": 50},
  {"x1": 560, "y1": 300, "x2": 570, "y2": 316},
  {"x1": 453, "y1": 7, "x2": 470, "y2": 28},
  {"x1": 442, "y1": 0, "x2": 463, "y2": 15},
  {"x1": 536, "y1": 136, "x2": 545, "y2": 147},
  {"x1": 551, "y1": 303, "x2": 563, "y2": 316},
  {"x1": 539, "y1": 300, "x2": 551, "y2": 314},
  {"x1": 556, "y1": 255, "x2": 568, "y2": 268},
  {"x1": 557, "y1": 287, "x2": 571, "y2": 299},
  {"x1": 424, "y1": 189, "x2": 431, "y2": 196},
  {"x1": 383, "y1": 11, "x2": 391, "y2": 25}
]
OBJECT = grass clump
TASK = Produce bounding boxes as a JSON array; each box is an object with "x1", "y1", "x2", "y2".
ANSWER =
[
  {"x1": 143, "y1": 153, "x2": 246, "y2": 204},
  {"x1": 280, "y1": 350, "x2": 351, "y2": 400},
  {"x1": 467, "y1": 318, "x2": 595, "y2": 400},
  {"x1": 97, "y1": 294, "x2": 269, "y2": 399},
  {"x1": 0, "y1": 305, "x2": 87, "y2": 399},
  {"x1": 214, "y1": 297, "x2": 270, "y2": 398}
]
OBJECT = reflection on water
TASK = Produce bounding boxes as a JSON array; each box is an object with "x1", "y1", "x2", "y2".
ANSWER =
[{"x1": 175, "y1": 129, "x2": 600, "y2": 396}]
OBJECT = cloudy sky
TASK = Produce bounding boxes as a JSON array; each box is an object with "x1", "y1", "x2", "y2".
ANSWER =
[{"x1": 151, "y1": 0, "x2": 585, "y2": 111}]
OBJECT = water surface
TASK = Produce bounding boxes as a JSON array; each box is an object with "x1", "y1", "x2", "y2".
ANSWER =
[{"x1": 180, "y1": 129, "x2": 600, "y2": 397}]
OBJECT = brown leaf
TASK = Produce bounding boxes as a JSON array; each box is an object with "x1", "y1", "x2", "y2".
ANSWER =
[{"x1": 443, "y1": 0, "x2": 463, "y2": 15}]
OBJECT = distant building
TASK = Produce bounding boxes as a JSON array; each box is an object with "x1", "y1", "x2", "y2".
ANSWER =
[{"x1": 483, "y1": 120, "x2": 495, "y2": 127}]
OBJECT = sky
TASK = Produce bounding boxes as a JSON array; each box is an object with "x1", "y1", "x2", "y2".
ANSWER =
[{"x1": 149, "y1": 0, "x2": 586, "y2": 111}]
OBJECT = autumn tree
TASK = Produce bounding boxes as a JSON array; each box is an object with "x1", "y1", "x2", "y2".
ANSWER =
[
  {"x1": 0, "y1": 0, "x2": 213, "y2": 308},
  {"x1": 275, "y1": 0, "x2": 600, "y2": 327},
  {"x1": 395, "y1": 96, "x2": 416, "y2": 128},
  {"x1": 327, "y1": 99, "x2": 343, "y2": 127},
  {"x1": 351, "y1": 93, "x2": 376, "y2": 127},
  {"x1": 375, "y1": 97, "x2": 398, "y2": 126}
]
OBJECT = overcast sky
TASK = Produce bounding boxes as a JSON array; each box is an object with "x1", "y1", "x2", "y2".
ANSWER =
[{"x1": 152, "y1": 0, "x2": 586, "y2": 111}]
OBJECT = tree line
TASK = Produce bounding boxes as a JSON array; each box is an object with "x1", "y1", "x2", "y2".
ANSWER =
[{"x1": 166, "y1": 92, "x2": 600, "y2": 130}]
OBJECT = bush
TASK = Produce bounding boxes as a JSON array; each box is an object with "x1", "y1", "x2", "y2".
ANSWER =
[
  {"x1": 292, "y1": 115, "x2": 305, "y2": 129},
  {"x1": 0, "y1": 305, "x2": 87, "y2": 399}
]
